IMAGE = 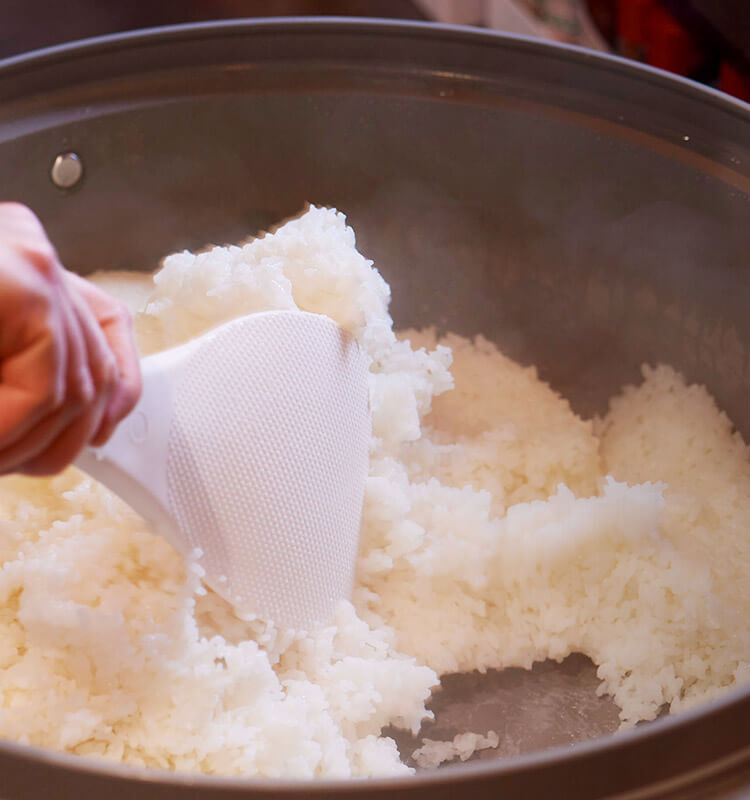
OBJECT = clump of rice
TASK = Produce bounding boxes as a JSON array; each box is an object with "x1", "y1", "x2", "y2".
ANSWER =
[
  {"x1": 412, "y1": 731, "x2": 500, "y2": 768},
  {"x1": 0, "y1": 206, "x2": 747, "y2": 777}
]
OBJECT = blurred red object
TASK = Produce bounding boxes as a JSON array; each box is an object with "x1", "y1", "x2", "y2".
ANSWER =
[
  {"x1": 720, "y1": 60, "x2": 750, "y2": 101},
  {"x1": 585, "y1": 0, "x2": 618, "y2": 46},
  {"x1": 617, "y1": 0, "x2": 654, "y2": 60},
  {"x1": 646, "y1": 4, "x2": 704, "y2": 75}
]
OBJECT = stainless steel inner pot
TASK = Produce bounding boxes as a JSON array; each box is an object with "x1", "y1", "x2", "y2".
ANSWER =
[{"x1": 0, "y1": 18, "x2": 748, "y2": 800}]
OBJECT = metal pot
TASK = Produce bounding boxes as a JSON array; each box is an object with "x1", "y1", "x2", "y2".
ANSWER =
[{"x1": 0, "y1": 18, "x2": 748, "y2": 800}]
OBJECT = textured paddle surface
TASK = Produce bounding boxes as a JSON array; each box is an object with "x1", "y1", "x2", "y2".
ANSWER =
[{"x1": 165, "y1": 312, "x2": 370, "y2": 628}]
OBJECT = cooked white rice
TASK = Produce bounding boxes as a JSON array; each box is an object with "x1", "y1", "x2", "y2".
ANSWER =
[
  {"x1": 0, "y1": 206, "x2": 747, "y2": 777},
  {"x1": 412, "y1": 731, "x2": 500, "y2": 768}
]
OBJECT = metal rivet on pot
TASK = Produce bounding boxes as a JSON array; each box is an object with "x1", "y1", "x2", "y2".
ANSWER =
[{"x1": 50, "y1": 152, "x2": 83, "y2": 189}]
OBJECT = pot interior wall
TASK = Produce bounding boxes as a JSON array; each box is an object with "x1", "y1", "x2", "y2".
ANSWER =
[{"x1": 0, "y1": 53, "x2": 747, "y2": 428}]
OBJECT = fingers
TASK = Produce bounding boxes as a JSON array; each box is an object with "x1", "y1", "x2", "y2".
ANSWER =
[
  {"x1": 0, "y1": 203, "x2": 49, "y2": 241},
  {"x1": 0, "y1": 208, "x2": 71, "y2": 449},
  {"x1": 6, "y1": 295, "x2": 111, "y2": 476},
  {"x1": 0, "y1": 203, "x2": 58, "y2": 278},
  {"x1": 20, "y1": 411, "x2": 101, "y2": 477},
  {"x1": 0, "y1": 204, "x2": 142, "y2": 475},
  {"x1": 64, "y1": 272, "x2": 142, "y2": 444},
  {"x1": 13, "y1": 284, "x2": 123, "y2": 476},
  {"x1": 58, "y1": 284, "x2": 119, "y2": 455},
  {"x1": 0, "y1": 280, "x2": 68, "y2": 451},
  {"x1": 0, "y1": 316, "x2": 88, "y2": 472},
  {"x1": 0, "y1": 320, "x2": 67, "y2": 447},
  {"x1": 0, "y1": 287, "x2": 98, "y2": 474},
  {"x1": 10, "y1": 274, "x2": 142, "y2": 476}
]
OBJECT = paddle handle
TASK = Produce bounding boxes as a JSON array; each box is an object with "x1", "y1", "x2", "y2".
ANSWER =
[{"x1": 74, "y1": 348, "x2": 188, "y2": 553}]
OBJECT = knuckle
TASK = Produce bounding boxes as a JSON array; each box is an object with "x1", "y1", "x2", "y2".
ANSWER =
[
  {"x1": 30, "y1": 373, "x2": 66, "y2": 419},
  {"x1": 0, "y1": 202, "x2": 39, "y2": 231},
  {"x1": 0, "y1": 205, "x2": 57, "y2": 275},
  {"x1": 34, "y1": 389, "x2": 61, "y2": 418},
  {"x1": 0, "y1": 201, "x2": 28, "y2": 215},
  {"x1": 22, "y1": 241, "x2": 58, "y2": 278},
  {"x1": 24, "y1": 282, "x2": 55, "y2": 319},
  {"x1": 2, "y1": 202, "x2": 35, "y2": 219},
  {"x1": 101, "y1": 354, "x2": 119, "y2": 393},
  {"x1": 69, "y1": 371, "x2": 95, "y2": 410}
]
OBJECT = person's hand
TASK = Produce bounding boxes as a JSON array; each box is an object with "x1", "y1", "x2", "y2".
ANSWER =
[{"x1": 0, "y1": 203, "x2": 142, "y2": 476}]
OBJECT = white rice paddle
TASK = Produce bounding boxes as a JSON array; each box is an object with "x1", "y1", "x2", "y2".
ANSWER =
[{"x1": 75, "y1": 311, "x2": 370, "y2": 629}]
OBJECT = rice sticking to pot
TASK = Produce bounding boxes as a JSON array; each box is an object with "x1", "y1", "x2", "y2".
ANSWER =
[{"x1": 0, "y1": 206, "x2": 747, "y2": 777}]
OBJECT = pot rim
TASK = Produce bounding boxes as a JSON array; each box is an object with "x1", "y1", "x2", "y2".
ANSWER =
[{"x1": 0, "y1": 16, "x2": 747, "y2": 120}]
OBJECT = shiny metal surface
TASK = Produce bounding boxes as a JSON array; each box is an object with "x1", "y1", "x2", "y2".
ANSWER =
[
  {"x1": 49, "y1": 151, "x2": 83, "y2": 188},
  {"x1": 0, "y1": 18, "x2": 747, "y2": 800}
]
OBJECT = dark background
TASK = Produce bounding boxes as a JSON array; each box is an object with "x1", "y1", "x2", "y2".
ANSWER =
[{"x1": 1, "y1": 0, "x2": 748, "y2": 99}]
